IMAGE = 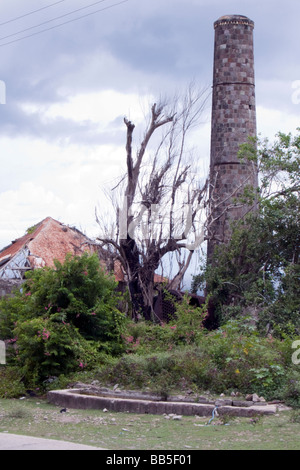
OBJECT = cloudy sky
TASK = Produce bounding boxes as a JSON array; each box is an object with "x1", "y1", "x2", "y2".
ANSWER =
[{"x1": 0, "y1": 0, "x2": 299, "y2": 250}]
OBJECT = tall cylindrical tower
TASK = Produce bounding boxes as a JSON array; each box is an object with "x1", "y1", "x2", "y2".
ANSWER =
[{"x1": 207, "y1": 15, "x2": 258, "y2": 261}]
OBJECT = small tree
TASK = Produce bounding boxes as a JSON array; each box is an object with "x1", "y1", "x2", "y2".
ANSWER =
[
  {"x1": 96, "y1": 85, "x2": 210, "y2": 321},
  {"x1": 194, "y1": 129, "x2": 300, "y2": 333}
]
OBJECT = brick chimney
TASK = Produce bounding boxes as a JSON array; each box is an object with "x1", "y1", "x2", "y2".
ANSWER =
[{"x1": 207, "y1": 15, "x2": 258, "y2": 261}]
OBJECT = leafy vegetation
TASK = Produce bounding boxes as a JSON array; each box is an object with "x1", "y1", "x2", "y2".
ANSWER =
[
  {"x1": 193, "y1": 129, "x2": 300, "y2": 335},
  {"x1": 0, "y1": 253, "x2": 127, "y2": 388},
  {"x1": 96, "y1": 313, "x2": 300, "y2": 406}
]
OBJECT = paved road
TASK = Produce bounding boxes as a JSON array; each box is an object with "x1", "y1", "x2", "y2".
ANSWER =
[{"x1": 0, "y1": 433, "x2": 105, "y2": 450}]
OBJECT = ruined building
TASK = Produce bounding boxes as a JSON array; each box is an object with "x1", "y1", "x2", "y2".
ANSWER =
[
  {"x1": 207, "y1": 15, "x2": 258, "y2": 261},
  {"x1": 0, "y1": 217, "x2": 97, "y2": 296}
]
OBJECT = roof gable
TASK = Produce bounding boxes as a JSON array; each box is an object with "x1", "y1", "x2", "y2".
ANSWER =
[{"x1": 0, "y1": 217, "x2": 95, "y2": 280}]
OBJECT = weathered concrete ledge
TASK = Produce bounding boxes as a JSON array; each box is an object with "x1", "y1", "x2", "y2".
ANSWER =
[{"x1": 47, "y1": 389, "x2": 277, "y2": 418}]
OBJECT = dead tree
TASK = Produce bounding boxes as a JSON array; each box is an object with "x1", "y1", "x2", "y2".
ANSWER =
[{"x1": 97, "y1": 85, "x2": 210, "y2": 321}]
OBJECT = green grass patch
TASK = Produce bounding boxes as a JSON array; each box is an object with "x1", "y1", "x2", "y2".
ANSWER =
[{"x1": 0, "y1": 398, "x2": 300, "y2": 450}]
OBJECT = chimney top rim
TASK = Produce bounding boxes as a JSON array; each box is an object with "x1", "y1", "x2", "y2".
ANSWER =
[{"x1": 214, "y1": 15, "x2": 254, "y2": 28}]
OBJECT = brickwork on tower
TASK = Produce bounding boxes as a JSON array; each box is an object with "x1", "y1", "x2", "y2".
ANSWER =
[{"x1": 207, "y1": 15, "x2": 258, "y2": 261}]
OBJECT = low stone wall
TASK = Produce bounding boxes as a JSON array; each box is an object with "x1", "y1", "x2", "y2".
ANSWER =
[{"x1": 47, "y1": 389, "x2": 277, "y2": 418}]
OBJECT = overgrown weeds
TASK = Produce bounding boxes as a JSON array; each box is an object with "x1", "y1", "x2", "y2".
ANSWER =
[{"x1": 96, "y1": 317, "x2": 300, "y2": 406}]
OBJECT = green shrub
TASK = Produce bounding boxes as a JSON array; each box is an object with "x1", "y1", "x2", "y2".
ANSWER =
[
  {"x1": 13, "y1": 317, "x2": 104, "y2": 385},
  {"x1": 167, "y1": 293, "x2": 207, "y2": 346},
  {"x1": 122, "y1": 321, "x2": 178, "y2": 354},
  {"x1": 121, "y1": 294, "x2": 208, "y2": 355},
  {"x1": 0, "y1": 367, "x2": 26, "y2": 398},
  {"x1": 276, "y1": 369, "x2": 300, "y2": 408},
  {"x1": 0, "y1": 253, "x2": 127, "y2": 388}
]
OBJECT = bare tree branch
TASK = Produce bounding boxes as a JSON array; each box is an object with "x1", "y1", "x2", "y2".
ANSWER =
[{"x1": 96, "y1": 85, "x2": 211, "y2": 320}]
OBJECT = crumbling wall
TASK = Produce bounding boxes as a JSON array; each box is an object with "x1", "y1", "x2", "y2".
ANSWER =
[{"x1": 0, "y1": 279, "x2": 24, "y2": 297}]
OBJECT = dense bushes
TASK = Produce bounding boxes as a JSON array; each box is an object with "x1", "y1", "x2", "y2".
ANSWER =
[{"x1": 0, "y1": 253, "x2": 127, "y2": 388}]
